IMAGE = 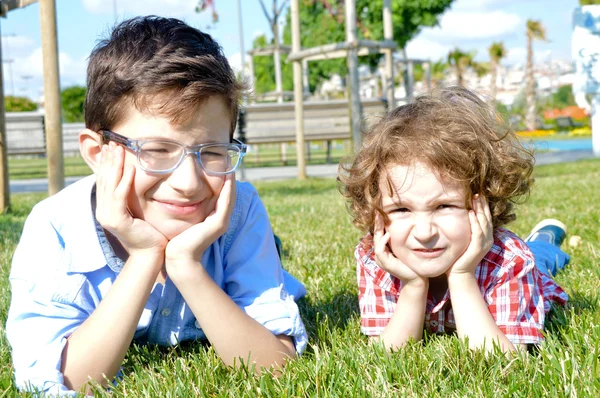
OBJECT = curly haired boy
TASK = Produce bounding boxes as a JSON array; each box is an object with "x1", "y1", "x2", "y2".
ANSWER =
[{"x1": 339, "y1": 86, "x2": 568, "y2": 352}]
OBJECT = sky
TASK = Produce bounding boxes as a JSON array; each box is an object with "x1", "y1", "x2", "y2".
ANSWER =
[{"x1": 0, "y1": 0, "x2": 581, "y2": 101}]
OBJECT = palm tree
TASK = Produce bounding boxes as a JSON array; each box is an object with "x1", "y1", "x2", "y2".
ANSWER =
[
  {"x1": 447, "y1": 48, "x2": 475, "y2": 87},
  {"x1": 429, "y1": 59, "x2": 449, "y2": 87},
  {"x1": 525, "y1": 20, "x2": 546, "y2": 131},
  {"x1": 488, "y1": 42, "x2": 507, "y2": 104}
]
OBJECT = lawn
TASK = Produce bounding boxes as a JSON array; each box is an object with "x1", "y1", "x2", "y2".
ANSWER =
[{"x1": 1, "y1": 159, "x2": 599, "y2": 396}]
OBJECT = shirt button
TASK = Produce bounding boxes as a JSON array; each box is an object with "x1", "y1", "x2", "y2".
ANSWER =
[
  {"x1": 194, "y1": 320, "x2": 201, "y2": 329},
  {"x1": 430, "y1": 320, "x2": 439, "y2": 327},
  {"x1": 160, "y1": 308, "x2": 171, "y2": 317}
]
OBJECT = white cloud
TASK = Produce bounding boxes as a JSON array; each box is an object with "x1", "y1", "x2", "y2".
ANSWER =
[
  {"x1": 83, "y1": 0, "x2": 200, "y2": 18},
  {"x1": 420, "y1": 10, "x2": 522, "y2": 41},
  {"x1": 451, "y1": 0, "x2": 524, "y2": 11},
  {"x1": 506, "y1": 47, "x2": 526, "y2": 66},
  {"x1": 253, "y1": 30, "x2": 267, "y2": 39},
  {"x1": 2, "y1": 35, "x2": 36, "y2": 58},
  {"x1": 4, "y1": 47, "x2": 87, "y2": 99},
  {"x1": 228, "y1": 51, "x2": 242, "y2": 73},
  {"x1": 504, "y1": 47, "x2": 553, "y2": 66},
  {"x1": 405, "y1": 37, "x2": 452, "y2": 62}
]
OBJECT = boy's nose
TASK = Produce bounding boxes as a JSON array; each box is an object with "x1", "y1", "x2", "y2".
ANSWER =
[
  {"x1": 167, "y1": 154, "x2": 205, "y2": 194},
  {"x1": 412, "y1": 214, "x2": 437, "y2": 242}
]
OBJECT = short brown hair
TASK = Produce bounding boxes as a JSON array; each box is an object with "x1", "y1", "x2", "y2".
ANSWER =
[
  {"x1": 85, "y1": 16, "x2": 245, "y2": 136},
  {"x1": 338, "y1": 86, "x2": 534, "y2": 233}
]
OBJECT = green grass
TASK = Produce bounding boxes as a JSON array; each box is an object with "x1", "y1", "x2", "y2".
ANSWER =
[
  {"x1": 8, "y1": 156, "x2": 93, "y2": 180},
  {"x1": 1, "y1": 160, "x2": 600, "y2": 396}
]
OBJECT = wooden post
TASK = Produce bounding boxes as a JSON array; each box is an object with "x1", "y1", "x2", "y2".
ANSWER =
[
  {"x1": 383, "y1": 0, "x2": 394, "y2": 110},
  {"x1": 0, "y1": 22, "x2": 9, "y2": 212},
  {"x1": 291, "y1": 0, "x2": 307, "y2": 179},
  {"x1": 302, "y1": 59, "x2": 310, "y2": 97},
  {"x1": 425, "y1": 61, "x2": 432, "y2": 91},
  {"x1": 345, "y1": 0, "x2": 362, "y2": 152},
  {"x1": 40, "y1": 0, "x2": 64, "y2": 195},
  {"x1": 272, "y1": 1, "x2": 283, "y2": 104}
]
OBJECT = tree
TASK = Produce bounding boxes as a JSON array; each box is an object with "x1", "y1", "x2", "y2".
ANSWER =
[
  {"x1": 251, "y1": 34, "x2": 293, "y2": 95},
  {"x1": 5, "y1": 96, "x2": 38, "y2": 112},
  {"x1": 195, "y1": 0, "x2": 218, "y2": 22},
  {"x1": 488, "y1": 41, "x2": 507, "y2": 103},
  {"x1": 447, "y1": 47, "x2": 475, "y2": 87},
  {"x1": 552, "y1": 84, "x2": 576, "y2": 109},
  {"x1": 580, "y1": 0, "x2": 600, "y2": 5},
  {"x1": 61, "y1": 85, "x2": 86, "y2": 123},
  {"x1": 429, "y1": 59, "x2": 449, "y2": 86},
  {"x1": 257, "y1": 0, "x2": 289, "y2": 102},
  {"x1": 525, "y1": 19, "x2": 546, "y2": 131},
  {"x1": 280, "y1": 0, "x2": 454, "y2": 92}
]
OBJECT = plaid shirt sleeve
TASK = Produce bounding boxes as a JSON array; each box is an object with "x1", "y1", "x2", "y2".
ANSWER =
[
  {"x1": 355, "y1": 235, "x2": 401, "y2": 336},
  {"x1": 480, "y1": 229, "x2": 546, "y2": 345}
]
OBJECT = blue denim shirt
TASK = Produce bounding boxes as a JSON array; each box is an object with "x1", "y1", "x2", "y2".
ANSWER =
[{"x1": 6, "y1": 175, "x2": 307, "y2": 395}]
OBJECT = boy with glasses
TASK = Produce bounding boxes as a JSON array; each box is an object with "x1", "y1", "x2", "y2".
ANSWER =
[{"x1": 6, "y1": 16, "x2": 307, "y2": 395}]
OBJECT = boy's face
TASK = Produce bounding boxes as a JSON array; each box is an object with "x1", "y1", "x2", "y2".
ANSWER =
[
  {"x1": 111, "y1": 96, "x2": 232, "y2": 240},
  {"x1": 379, "y1": 162, "x2": 472, "y2": 278}
]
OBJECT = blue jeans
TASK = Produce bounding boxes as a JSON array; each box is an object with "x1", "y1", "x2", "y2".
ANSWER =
[{"x1": 528, "y1": 241, "x2": 570, "y2": 277}]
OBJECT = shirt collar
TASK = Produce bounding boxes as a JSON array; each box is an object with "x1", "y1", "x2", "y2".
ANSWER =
[{"x1": 64, "y1": 175, "x2": 124, "y2": 274}]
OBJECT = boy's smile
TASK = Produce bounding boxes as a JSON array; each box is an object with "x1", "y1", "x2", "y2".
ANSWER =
[
  {"x1": 380, "y1": 162, "x2": 472, "y2": 278},
  {"x1": 111, "y1": 96, "x2": 232, "y2": 240}
]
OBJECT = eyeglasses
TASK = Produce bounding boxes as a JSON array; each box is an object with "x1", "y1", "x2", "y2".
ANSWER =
[{"x1": 100, "y1": 129, "x2": 246, "y2": 175}]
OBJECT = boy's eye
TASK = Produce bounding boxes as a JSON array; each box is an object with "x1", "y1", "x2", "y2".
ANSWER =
[
  {"x1": 390, "y1": 207, "x2": 409, "y2": 213},
  {"x1": 201, "y1": 150, "x2": 226, "y2": 158},
  {"x1": 437, "y1": 204, "x2": 463, "y2": 211}
]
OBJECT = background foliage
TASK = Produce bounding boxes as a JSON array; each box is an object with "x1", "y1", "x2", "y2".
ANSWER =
[{"x1": 4, "y1": 96, "x2": 38, "y2": 112}]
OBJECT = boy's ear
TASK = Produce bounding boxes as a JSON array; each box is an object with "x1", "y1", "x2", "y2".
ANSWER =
[{"x1": 79, "y1": 129, "x2": 103, "y2": 173}]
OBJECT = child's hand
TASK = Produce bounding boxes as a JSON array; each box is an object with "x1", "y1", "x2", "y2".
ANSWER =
[
  {"x1": 95, "y1": 142, "x2": 167, "y2": 257},
  {"x1": 374, "y1": 214, "x2": 427, "y2": 286},
  {"x1": 165, "y1": 173, "x2": 236, "y2": 274},
  {"x1": 446, "y1": 195, "x2": 493, "y2": 277}
]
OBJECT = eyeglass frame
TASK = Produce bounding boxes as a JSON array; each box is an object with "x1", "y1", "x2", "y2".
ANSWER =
[{"x1": 99, "y1": 129, "x2": 247, "y2": 175}]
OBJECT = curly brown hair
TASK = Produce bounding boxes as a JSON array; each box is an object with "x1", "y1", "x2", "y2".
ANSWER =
[{"x1": 338, "y1": 86, "x2": 534, "y2": 233}]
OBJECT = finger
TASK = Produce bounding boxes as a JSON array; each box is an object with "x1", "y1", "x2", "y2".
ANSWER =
[
  {"x1": 482, "y1": 196, "x2": 492, "y2": 224},
  {"x1": 215, "y1": 174, "x2": 235, "y2": 216},
  {"x1": 475, "y1": 195, "x2": 493, "y2": 241},
  {"x1": 373, "y1": 213, "x2": 384, "y2": 241},
  {"x1": 374, "y1": 229, "x2": 391, "y2": 259},
  {"x1": 108, "y1": 143, "x2": 125, "y2": 191},
  {"x1": 114, "y1": 163, "x2": 135, "y2": 202}
]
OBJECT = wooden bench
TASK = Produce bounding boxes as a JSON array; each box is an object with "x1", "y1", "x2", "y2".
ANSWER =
[
  {"x1": 237, "y1": 98, "x2": 387, "y2": 163},
  {"x1": 6, "y1": 112, "x2": 46, "y2": 156}
]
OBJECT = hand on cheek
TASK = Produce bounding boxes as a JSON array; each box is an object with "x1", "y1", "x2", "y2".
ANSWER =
[
  {"x1": 373, "y1": 214, "x2": 427, "y2": 287},
  {"x1": 446, "y1": 194, "x2": 494, "y2": 277},
  {"x1": 165, "y1": 173, "x2": 236, "y2": 274},
  {"x1": 95, "y1": 142, "x2": 168, "y2": 258}
]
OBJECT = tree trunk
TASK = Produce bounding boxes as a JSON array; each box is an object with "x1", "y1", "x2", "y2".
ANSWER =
[
  {"x1": 489, "y1": 58, "x2": 497, "y2": 105},
  {"x1": 456, "y1": 65, "x2": 463, "y2": 87},
  {"x1": 525, "y1": 33, "x2": 536, "y2": 131}
]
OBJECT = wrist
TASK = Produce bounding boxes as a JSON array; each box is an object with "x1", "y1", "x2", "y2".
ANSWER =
[
  {"x1": 126, "y1": 249, "x2": 165, "y2": 270},
  {"x1": 402, "y1": 277, "x2": 429, "y2": 291},
  {"x1": 447, "y1": 272, "x2": 478, "y2": 292},
  {"x1": 166, "y1": 258, "x2": 208, "y2": 283}
]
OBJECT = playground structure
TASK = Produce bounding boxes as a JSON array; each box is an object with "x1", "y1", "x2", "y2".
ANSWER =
[
  {"x1": 242, "y1": 1, "x2": 435, "y2": 177},
  {"x1": 240, "y1": 0, "x2": 397, "y2": 179},
  {"x1": 0, "y1": 0, "x2": 62, "y2": 211}
]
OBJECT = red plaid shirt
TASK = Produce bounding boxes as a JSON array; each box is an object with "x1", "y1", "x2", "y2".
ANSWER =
[{"x1": 356, "y1": 228, "x2": 568, "y2": 345}]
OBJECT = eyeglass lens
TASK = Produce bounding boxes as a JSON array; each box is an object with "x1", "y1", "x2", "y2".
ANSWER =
[{"x1": 138, "y1": 141, "x2": 241, "y2": 173}]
